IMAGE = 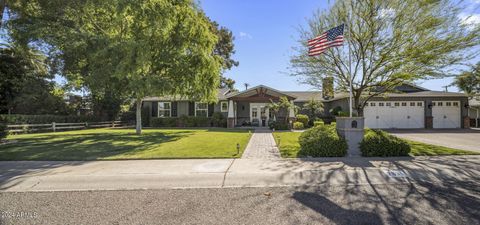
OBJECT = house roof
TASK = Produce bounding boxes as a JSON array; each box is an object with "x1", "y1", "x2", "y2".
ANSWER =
[
  {"x1": 226, "y1": 85, "x2": 298, "y2": 99},
  {"x1": 283, "y1": 91, "x2": 322, "y2": 102},
  {"x1": 143, "y1": 84, "x2": 466, "y2": 102}
]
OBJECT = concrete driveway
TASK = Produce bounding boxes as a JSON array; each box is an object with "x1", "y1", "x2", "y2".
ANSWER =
[{"x1": 387, "y1": 129, "x2": 480, "y2": 152}]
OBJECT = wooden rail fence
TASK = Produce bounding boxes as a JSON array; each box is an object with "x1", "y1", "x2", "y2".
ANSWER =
[{"x1": 6, "y1": 121, "x2": 127, "y2": 134}]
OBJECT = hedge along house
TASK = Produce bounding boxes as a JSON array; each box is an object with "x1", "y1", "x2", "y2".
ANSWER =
[{"x1": 142, "y1": 80, "x2": 470, "y2": 129}]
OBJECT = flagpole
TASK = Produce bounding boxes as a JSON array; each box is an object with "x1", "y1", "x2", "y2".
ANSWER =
[{"x1": 347, "y1": 24, "x2": 353, "y2": 118}]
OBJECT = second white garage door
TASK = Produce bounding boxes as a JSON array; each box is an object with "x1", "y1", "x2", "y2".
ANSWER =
[
  {"x1": 432, "y1": 101, "x2": 461, "y2": 128},
  {"x1": 364, "y1": 101, "x2": 425, "y2": 129}
]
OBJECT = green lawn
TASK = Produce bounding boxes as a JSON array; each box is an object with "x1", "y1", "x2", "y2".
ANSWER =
[
  {"x1": 0, "y1": 128, "x2": 252, "y2": 160},
  {"x1": 273, "y1": 131, "x2": 479, "y2": 158},
  {"x1": 406, "y1": 140, "x2": 479, "y2": 156},
  {"x1": 274, "y1": 132, "x2": 302, "y2": 158}
]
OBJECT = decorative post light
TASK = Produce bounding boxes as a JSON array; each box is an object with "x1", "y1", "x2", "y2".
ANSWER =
[{"x1": 236, "y1": 143, "x2": 240, "y2": 155}]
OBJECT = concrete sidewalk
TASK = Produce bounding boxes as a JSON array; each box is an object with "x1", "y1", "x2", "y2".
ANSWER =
[{"x1": 1, "y1": 155, "x2": 479, "y2": 192}]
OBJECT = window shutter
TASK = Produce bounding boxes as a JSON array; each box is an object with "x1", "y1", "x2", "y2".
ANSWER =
[
  {"x1": 208, "y1": 103, "x2": 214, "y2": 117},
  {"x1": 189, "y1": 102, "x2": 195, "y2": 116},
  {"x1": 171, "y1": 102, "x2": 178, "y2": 117},
  {"x1": 151, "y1": 101, "x2": 158, "y2": 117}
]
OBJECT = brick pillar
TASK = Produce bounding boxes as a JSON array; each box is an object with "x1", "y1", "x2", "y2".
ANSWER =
[
  {"x1": 463, "y1": 116, "x2": 470, "y2": 129},
  {"x1": 425, "y1": 116, "x2": 433, "y2": 129},
  {"x1": 227, "y1": 118, "x2": 235, "y2": 128}
]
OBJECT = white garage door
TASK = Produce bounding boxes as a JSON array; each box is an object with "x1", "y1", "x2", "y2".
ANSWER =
[
  {"x1": 364, "y1": 101, "x2": 425, "y2": 129},
  {"x1": 432, "y1": 101, "x2": 461, "y2": 128}
]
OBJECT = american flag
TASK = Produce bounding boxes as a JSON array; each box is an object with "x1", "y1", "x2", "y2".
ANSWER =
[{"x1": 308, "y1": 24, "x2": 344, "y2": 56}]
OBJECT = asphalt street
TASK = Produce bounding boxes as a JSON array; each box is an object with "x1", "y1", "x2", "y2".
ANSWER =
[{"x1": 1, "y1": 180, "x2": 479, "y2": 225}]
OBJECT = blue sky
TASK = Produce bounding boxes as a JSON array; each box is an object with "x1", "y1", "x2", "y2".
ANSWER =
[{"x1": 200, "y1": 0, "x2": 480, "y2": 92}]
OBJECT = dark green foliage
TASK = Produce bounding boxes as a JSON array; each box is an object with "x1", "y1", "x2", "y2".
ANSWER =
[
  {"x1": 293, "y1": 122, "x2": 304, "y2": 130},
  {"x1": 295, "y1": 114, "x2": 309, "y2": 128},
  {"x1": 329, "y1": 106, "x2": 343, "y2": 116},
  {"x1": 268, "y1": 121, "x2": 289, "y2": 130},
  {"x1": 0, "y1": 118, "x2": 8, "y2": 141},
  {"x1": 313, "y1": 120, "x2": 324, "y2": 127},
  {"x1": 150, "y1": 117, "x2": 177, "y2": 127},
  {"x1": 360, "y1": 129, "x2": 411, "y2": 157},
  {"x1": 211, "y1": 112, "x2": 227, "y2": 128},
  {"x1": 0, "y1": 114, "x2": 105, "y2": 124},
  {"x1": 298, "y1": 125, "x2": 347, "y2": 157},
  {"x1": 141, "y1": 108, "x2": 150, "y2": 127},
  {"x1": 150, "y1": 115, "x2": 224, "y2": 128}
]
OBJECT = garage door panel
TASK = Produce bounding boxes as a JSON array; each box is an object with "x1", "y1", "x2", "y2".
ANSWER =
[
  {"x1": 432, "y1": 101, "x2": 460, "y2": 129},
  {"x1": 365, "y1": 101, "x2": 424, "y2": 129}
]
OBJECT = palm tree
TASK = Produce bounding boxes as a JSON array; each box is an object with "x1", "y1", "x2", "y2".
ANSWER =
[
  {"x1": 267, "y1": 100, "x2": 280, "y2": 121},
  {"x1": 302, "y1": 98, "x2": 324, "y2": 119},
  {"x1": 244, "y1": 83, "x2": 249, "y2": 90}
]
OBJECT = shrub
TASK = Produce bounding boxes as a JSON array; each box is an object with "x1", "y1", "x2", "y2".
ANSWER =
[
  {"x1": 150, "y1": 117, "x2": 177, "y2": 127},
  {"x1": 268, "y1": 121, "x2": 289, "y2": 130},
  {"x1": 293, "y1": 122, "x2": 304, "y2": 130},
  {"x1": 0, "y1": 119, "x2": 8, "y2": 141},
  {"x1": 313, "y1": 120, "x2": 324, "y2": 127},
  {"x1": 0, "y1": 114, "x2": 104, "y2": 124},
  {"x1": 296, "y1": 114, "x2": 309, "y2": 128},
  {"x1": 211, "y1": 112, "x2": 227, "y2": 128},
  {"x1": 298, "y1": 126, "x2": 347, "y2": 157},
  {"x1": 337, "y1": 111, "x2": 349, "y2": 117},
  {"x1": 141, "y1": 108, "x2": 150, "y2": 127},
  {"x1": 360, "y1": 129, "x2": 411, "y2": 157},
  {"x1": 329, "y1": 106, "x2": 342, "y2": 116}
]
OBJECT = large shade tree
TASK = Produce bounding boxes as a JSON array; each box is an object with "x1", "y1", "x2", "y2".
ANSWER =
[
  {"x1": 291, "y1": 0, "x2": 480, "y2": 116},
  {"x1": 6, "y1": 0, "x2": 223, "y2": 134},
  {"x1": 454, "y1": 62, "x2": 480, "y2": 97}
]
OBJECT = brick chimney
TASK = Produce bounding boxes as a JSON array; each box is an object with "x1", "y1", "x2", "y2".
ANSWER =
[{"x1": 322, "y1": 77, "x2": 334, "y2": 100}]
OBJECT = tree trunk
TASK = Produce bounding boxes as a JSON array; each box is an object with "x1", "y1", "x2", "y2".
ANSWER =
[
  {"x1": 354, "y1": 95, "x2": 364, "y2": 117},
  {"x1": 135, "y1": 98, "x2": 142, "y2": 135},
  {"x1": 0, "y1": 0, "x2": 6, "y2": 27}
]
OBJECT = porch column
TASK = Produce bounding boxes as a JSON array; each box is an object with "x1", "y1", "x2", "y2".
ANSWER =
[
  {"x1": 289, "y1": 100, "x2": 296, "y2": 124},
  {"x1": 477, "y1": 108, "x2": 479, "y2": 128},
  {"x1": 227, "y1": 100, "x2": 235, "y2": 128}
]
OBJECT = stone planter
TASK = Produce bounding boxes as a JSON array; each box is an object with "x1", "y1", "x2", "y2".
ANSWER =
[{"x1": 336, "y1": 117, "x2": 365, "y2": 157}]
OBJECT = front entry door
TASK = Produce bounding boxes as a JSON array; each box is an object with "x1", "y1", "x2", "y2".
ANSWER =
[{"x1": 250, "y1": 103, "x2": 269, "y2": 127}]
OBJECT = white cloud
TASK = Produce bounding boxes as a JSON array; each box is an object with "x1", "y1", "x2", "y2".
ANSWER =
[
  {"x1": 459, "y1": 13, "x2": 480, "y2": 27},
  {"x1": 239, "y1": 31, "x2": 253, "y2": 40}
]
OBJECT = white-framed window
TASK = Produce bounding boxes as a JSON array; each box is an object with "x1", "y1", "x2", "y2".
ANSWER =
[
  {"x1": 220, "y1": 101, "x2": 228, "y2": 112},
  {"x1": 417, "y1": 102, "x2": 423, "y2": 107},
  {"x1": 453, "y1": 102, "x2": 459, "y2": 107},
  {"x1": 379, "y1": 102, "x2": 384, "y2": 107},
  {"x1": 158, "y1": 102, "x2": 171, "y2": 117},
  {"x1": 370, "y1": 102, "x2": 376, "y2": 107},
  {"x1": 394, "y1": 102, "x2": 400, "y2": 107},
  {"x1": 410, "y1": 102, "x2": 415, "y2": 106},
  {"x1": 195, "y1": 102, "x2": 208, "y2": 117},
  {"x1": 402, "y1": 102, "x2": 407, "y2": 106},
  {"x1": 252, "y1": 108, "x2": 258, "y2": 119}
]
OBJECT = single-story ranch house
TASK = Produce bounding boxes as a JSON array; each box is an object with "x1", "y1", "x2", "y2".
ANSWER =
[{"x1": 142, "y1": 80, "x2": 470, "y2": 129}]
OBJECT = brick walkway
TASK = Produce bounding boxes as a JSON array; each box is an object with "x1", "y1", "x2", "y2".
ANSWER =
[{"x1": 241, "y1": 129, "x2": 281, "y2": 159}]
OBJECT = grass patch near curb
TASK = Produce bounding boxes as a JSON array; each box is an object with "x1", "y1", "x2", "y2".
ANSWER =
[
  {"x1": 274, "y1": 131, "x2": 479, "y2": 158},
  {"x1": 407, "y1": 140, "x2": 480, "y2": 156},
  {"x1": 0, "y1": 128, "x2": 252, "y2": 161}
]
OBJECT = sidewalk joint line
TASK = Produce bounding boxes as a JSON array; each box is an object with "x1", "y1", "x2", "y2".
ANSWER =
[{"x1": 221, "y1": 158, "x2": 236, "y2": 188}]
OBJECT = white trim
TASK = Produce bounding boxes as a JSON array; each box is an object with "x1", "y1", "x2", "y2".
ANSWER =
[
  {"x1": 220, "y1": 101, "x2": 228, "y2": 112},
  {"x1": 194, "y1": 102, "x2": 209, "y2": 117},
  {"x1": 249, "y1": 103, "x2": 269, "y2": 126},
  {"x1": 158, "y1": 102, "x2": 172, "y2": 118}
]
